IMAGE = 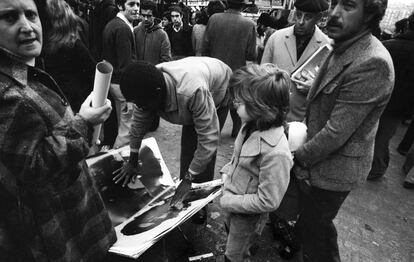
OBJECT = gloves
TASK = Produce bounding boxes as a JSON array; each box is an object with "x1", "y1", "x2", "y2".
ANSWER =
[{"x1": 170, "y1": 171, "x2": 193, "y2": 208}]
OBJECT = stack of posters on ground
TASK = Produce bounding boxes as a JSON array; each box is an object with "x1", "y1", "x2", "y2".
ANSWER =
[
  {"x1": 110, "y1": 179, "x2": 223, "y2": 258},
  {"x1": 84, "y1": 137, "x2": 223, "y2": 259},
  {"x1": 85, "y1": 137, "x2": 176, "y2": 226}
]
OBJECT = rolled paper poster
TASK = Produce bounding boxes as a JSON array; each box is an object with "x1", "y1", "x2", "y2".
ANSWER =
[
  {"x1": 288, "y1": 121, "x2": 307, "y2": 152},
  {"x1": 92, "y1": 60, "x2": 113, "y2": 145}
]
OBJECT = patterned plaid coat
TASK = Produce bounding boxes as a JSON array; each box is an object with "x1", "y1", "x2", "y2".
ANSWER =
[{"x1": 0, "y1": 48, "x2": 116, "y2": 262}]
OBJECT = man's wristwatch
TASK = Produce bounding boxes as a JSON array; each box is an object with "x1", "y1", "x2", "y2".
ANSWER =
[{"x1": 184, "y1": 171, "x2": 194, "y2": 181}]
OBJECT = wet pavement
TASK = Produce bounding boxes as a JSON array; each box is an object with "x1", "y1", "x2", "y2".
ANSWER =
[{"x1": 118, "y1": 116, "x2": 413, "y2": 262}]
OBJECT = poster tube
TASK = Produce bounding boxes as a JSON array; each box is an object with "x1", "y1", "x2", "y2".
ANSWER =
[{"x1": 92, "y1": 61, "x2": 113, "y2": 145}]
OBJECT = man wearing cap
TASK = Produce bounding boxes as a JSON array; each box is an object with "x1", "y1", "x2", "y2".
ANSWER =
[
  {"x1": 202, "y1": 0, "x2": 257, "y2": 137},
  {"x1": 261, "y1": 0, "x2": 331, "y2": 122},
  {"x1": 165, "y1": 5, "x2": 193, "y2": 59},
  {"x1": 113, "y1": 57, "x2": 231, "y2": 222},
  {"x1": 293, "y1": 0, "x2": 394, "y2": 261}
]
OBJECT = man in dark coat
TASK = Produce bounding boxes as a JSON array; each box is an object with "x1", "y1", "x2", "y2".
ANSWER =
[
  {"x1": 202, "y1": 0, "x2": 257, "y2": 137},
  {"x1": 368, "y1": 12, "x2": 414, "y2": 180},
  {"x1": 90, "y1": 0, "x2": 118, "y2": 60},
  {"x1": 102, "y1": 0, "x2": 139, "y2": 147}
]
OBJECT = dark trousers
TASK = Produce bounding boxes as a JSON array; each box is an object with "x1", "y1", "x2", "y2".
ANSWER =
[
  {"x1": 102, "y1": 94, "x2": 118, "y2": 147},
  {"x1": 369, "y1": 113, "x2": 402, "y2": 176},
  {"x1": 272, "y1": 172, "x2": 302, "y2": 222},
  {"x1": 296, "y1": 186, "x2": 349, "y2": 262},
  {"x1": 399, "y1": 116, "x2": 414, "y2": 153},
  {"x1": 179, "y1": 105, "x2": 229, "y2": 182}
]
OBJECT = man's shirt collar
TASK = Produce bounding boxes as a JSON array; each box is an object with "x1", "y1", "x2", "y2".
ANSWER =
[{"x1": 117, "y1": 12, "x2": 134, "y2": 32}]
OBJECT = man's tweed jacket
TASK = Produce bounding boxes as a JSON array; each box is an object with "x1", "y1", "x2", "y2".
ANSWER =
[{"x1": 295, "y1": 33, "x2": 395, "y2": 191}]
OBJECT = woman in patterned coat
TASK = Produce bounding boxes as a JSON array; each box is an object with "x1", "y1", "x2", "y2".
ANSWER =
[{"x1": 0, "y1": 0, "x2": 115, "y2": 261}]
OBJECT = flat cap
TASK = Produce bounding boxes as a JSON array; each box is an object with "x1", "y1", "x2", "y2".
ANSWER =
[{"x1": 294, "y1": 0, "x2": 329, "y2": 13}]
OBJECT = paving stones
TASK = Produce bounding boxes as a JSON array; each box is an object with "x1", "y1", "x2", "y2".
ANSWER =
[{"x1": 148, "y1": 117, "x2": 414, "y2": 262}]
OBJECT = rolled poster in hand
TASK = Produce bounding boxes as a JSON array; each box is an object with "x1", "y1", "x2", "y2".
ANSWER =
[{"x1": 92, "y1": 61, "x2": 113, "y2": 145}]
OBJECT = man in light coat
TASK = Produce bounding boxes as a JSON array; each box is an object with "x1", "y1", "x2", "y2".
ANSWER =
[
  {"x1": 114, "y1": 57, "x2": 232, "y2": 222},
  {"x1": 261, "y1": 0, "x2": 330, "y2": 122},
  {"x1": 293, "y1": 0, "x2": 394, "y2": 261}
]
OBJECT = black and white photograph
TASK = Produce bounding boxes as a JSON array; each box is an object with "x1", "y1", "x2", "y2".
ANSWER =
[{"x1": 0, "y1": 0, "x2": 413, "y2": 261}]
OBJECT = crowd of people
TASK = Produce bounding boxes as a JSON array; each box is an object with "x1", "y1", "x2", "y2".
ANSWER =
[{"x1": 0, "y1": 0, "x2": 413, "y2": 261}]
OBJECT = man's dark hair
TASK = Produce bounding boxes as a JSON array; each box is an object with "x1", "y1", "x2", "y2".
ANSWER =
[
  {"x1": 257, "y1": 12, "x2": 277, "y2": 29},
  {"x1": 207, "y1": 1, "x2": 226, "y2": 16},
  {"x1": 115, "y1": 0, "x2": 127, "y2": 9},
  {"x1": 227, "y1": 0, "x2": 244, "y2": 10},
  {"x1": 408, "y1": 12, "x2": 414, "y2": 30},
  {"x1": 363, "y1": 0, "x2": 388, "y2": 31},
  {"x1": 120, "y1": 61, "x2": 166, "y2": 110},
  {"x1": 395, "y1": 18, "x2": 408, "y2": 34},
  {"x1": 169, "y1": 5, "x2": 183, "y2": 14},
  {"x1": 140, "y1": 0, "x2": 158, "y2": 17}
]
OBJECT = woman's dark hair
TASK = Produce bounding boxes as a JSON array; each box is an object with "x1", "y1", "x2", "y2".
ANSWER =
[
  {"x1": 363, "y1": 0, "x2": 388, "y2": 32},
  {"x1": 229, "y1": 63, "x2": 291, "y2": 131}
]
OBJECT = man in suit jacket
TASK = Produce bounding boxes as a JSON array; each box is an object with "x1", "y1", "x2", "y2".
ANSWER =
[
  {"x1": 293, "y1": 0, "x2": 394, "y2": 261},
  {"x1": 202, "y1": 0, "x2": 257, "y2": 137},
  {"x1": 261, "y1": 0, "x2": 330, "y2": 122},
  {"x1": 102, "y1": 0, "x2": 139, "y2": 147}
]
